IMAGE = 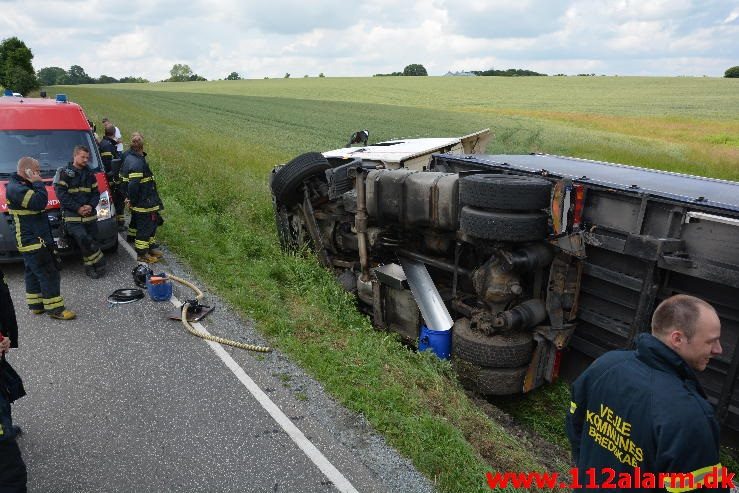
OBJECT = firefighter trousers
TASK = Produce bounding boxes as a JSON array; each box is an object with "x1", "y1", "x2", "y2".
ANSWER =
[
  {"x1": 131, "y1": 211, "x2": 158, "y2": 255},
  {"x1": 0, "y1": 438, "x2": 26, "y2": 493},
  {"x1": 65, "y1": 220, "x2": 105, "y2": 269},
  {"x1": 21, "y1": 251, "x2": 65, "y2": 314}
]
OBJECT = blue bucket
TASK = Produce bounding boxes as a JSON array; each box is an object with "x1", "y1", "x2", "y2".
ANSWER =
[
  {"x1": 146, "y1": 274, "x2": 172, "y2": 302},
  {"x1": 418, "y1": 325, "x2": 451, "y2": 360}
]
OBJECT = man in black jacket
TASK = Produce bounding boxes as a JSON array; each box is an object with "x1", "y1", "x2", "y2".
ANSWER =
[
  {"x1": 567, "y1": 295, "x2": 729, "y2": 492},
  {"x1": 6, "y1": 157, "x2": 75, "y2": 320},
  {"x1": 122, "y1": 134, "x2": 163, "y2": 263},
  {"x1": 98, "y1": 125, "x2": 125, "y2": 231},
  {"x1": 55, "y1": 146, "x2": 105, "y2": 278}
]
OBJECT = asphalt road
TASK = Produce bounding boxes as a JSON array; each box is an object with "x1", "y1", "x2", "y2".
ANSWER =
[{"x1": 3, "y1": 238, "x2": 434, "y2": 493}]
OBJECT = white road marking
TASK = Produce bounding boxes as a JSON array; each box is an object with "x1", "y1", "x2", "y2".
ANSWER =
[{"x1": 119, "y1": 236, "x2": 359, "y2": 492}]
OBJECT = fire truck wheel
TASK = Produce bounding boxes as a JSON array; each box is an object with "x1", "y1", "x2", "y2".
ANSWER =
[
  {"x1": 459, "y1": 174, "x2": 552, "y2": 211},
  {"x1": 460, "y1": 206, "x2": 548, "y2": 242},
  {"x1": 452, "y1": 318, "x2": 533, "y2": 368},
  {"x1": 453, "y1": 359, "x2": 528, "y2": 396},
  {"x1": 270, "y1": 152, "x2": 331, "y2": 206}
]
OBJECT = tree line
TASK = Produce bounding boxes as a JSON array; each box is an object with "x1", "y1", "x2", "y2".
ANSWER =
[{"x1": 3, "y1": 36, "x2": 739, "y2": 95}]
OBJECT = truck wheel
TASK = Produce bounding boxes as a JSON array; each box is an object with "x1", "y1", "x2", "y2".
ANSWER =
[
  {"x1": 453, "y1": 359, "x2": 527, "y2": 396},
  {"x1": 459, "y1": 174, "x2": 552, "y2": 211},
  {"x1": 459, "y1": 206, "x2": 548, "y2": 241},
  {"x1": 271, "y1": 152, "x2": 330, "y2": 206},
  {"x1": 452, "y1": 318, "x2": 533, "y2": 368}
]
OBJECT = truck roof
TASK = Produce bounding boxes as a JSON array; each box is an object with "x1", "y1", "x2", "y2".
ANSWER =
[{"x1": 0, "y1": 96, "x2": 90, "y2": 131}]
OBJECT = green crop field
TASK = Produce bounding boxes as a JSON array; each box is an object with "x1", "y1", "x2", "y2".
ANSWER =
[{"x1": 56, "y1": 76, "x2": 738, "y2": 492}]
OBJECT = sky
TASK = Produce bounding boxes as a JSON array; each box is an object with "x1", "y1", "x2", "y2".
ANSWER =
[{"x1": 1, "y1": 0, "x2": 738, "y2": 80}]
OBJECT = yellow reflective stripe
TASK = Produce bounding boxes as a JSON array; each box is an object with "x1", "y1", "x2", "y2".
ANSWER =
[
  {"x1": 44, "y1": 299, "x2": 64, "y2": 310},
  {"x1": 21, "y1": 190, "x2": 35, "y2": 208},
  {"x1": 121, "y1": 177, "x2": 129, "y2": 182},
  {"x1": 100, "y1": 152, "x2": 113, "y2": 157},
  {"x1": 26, "y1": 293, "x2": 41, "y2": 300},
  {"x1": 64, "y1": 216, "x2": 97, "y2": 223},
  {"x1": 140, "y1": 177, "x2": 153, "y2": 183},
  {"x1": 663, "y1": 463, "x2": 722, "y2": 492},
  {"x1": 130, "y1": 206, "x2": 160, "y2": 213},
  {"x1": 129, "y1": 172, "x2": 144, "y2": 179},
  {"x1": 570, "y1": 401, "x2": 577, "y2": 414},
  {"x1": 57, "y1": 180, "x2": 68, "y2": 187},
  {"x1": 83, "y1": 250, "x2": 103, "y2": 265},
  {"x1": 65, "y1": 187, "x2": 93, "y2": 193},
  {"x1": 18, "y1": 243, "x2": 42, "y2": 252},
  {"x1": 9, "y1": 209, "x2": 42, "y2": 216},
  {"x1": 91, "y1": 182, "x2": 98, "y2": 188}
]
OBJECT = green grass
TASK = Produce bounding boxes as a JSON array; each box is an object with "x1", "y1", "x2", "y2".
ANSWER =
[{"x1": 52, "y1": 77, "x2": 739, "y2": 491}]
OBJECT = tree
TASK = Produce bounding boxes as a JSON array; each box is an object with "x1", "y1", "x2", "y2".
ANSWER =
[
  {"x1": 37, "y1": 66, "x2": 68, "y2": 86},
  {"x1": 226, "y1": 71, "x2": 241, "y2": 80},
  {"x1": 725, "y1": 66, "x2": 739, "y2": 78},
  {"x1": 119, "y1": 76, "x2": 149, "y2": 83},
  {"x1": 0, "y1": 36, "x2": 38, "y2": 93},
  {"x1": 66, "y1": 65, "x2": 93, "y2": 84},
  {"x1": 5, "y1": 65, "x2": 38, "y2": 95},
  {"x1": 169, "y1": 63, "x2": 193, "y2": 82},
  {"x1": 318, "y1": 72, "x2": 325, "y2": 78},
  {"x1": 284, "y1": 73, "x2": 290, "y2": 78},
  {"x1": 97, "y1": 75, "x2": 119, "y2": 84},
  {"x1": 403, "y1": 64, "x2": 428, "y2": 76}
]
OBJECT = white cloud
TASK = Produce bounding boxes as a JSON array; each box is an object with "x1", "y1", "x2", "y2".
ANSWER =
[{"x1": 1, "y1": 0, "x2": 737, "y2": 79}]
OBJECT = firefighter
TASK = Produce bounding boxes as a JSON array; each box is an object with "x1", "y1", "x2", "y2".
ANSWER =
[
  {"x1": 55, "y1": 146, "x2": 106, "y2": 278},
  {"x1": 6, "y1": 157, "x2": 75, "y2": 320},
  {"x1": 566, "y1": 295, "x2": 726, "y2": 492},
  {"x1": 98, "y1": 124, "x2": 125, "y2": 230},
  {"x1": 123, "y1": 133, "x2": 163, "y2": 263},
  {"x1": 119, "y1": 131, "x2": 141, "y2": 243}
]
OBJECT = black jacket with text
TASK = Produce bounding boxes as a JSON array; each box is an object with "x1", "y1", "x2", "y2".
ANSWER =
[{"x1": 566, "y1": 333, "x2": 728, "y2": 492}]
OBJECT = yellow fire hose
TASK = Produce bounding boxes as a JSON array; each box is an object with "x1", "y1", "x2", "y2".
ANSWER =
[{"x1": 167, "y1": 274, "x2": 272, "y2": 353}]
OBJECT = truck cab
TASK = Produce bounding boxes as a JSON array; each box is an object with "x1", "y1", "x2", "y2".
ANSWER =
[{"x1": 0, "y1": 94, "x2": 117, "y2": 261}]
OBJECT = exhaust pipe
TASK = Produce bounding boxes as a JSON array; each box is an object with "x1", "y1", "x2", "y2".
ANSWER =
[{"x1": 400, "y1": 258, "x2": 453, "y2": 332}]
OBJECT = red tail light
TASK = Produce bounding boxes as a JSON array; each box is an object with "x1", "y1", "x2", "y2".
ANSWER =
[{"x1": 572, "y1": 184, "x2": 585, "y2": 228}]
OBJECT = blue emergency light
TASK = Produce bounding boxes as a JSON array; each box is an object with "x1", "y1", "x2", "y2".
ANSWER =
[
  {"x1": 55, "y1": 93, "x2": 68, "y2": 103},
  {"x1": 3, "y1": 89, "x2": 12, "y2": 96}
]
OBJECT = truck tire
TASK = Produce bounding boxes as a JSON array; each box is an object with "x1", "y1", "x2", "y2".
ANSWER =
[
  {"x1": 271, "y1": 152, "x2": 331, "y2": 206},
  {"x1": 459, "y1": 206, "x2": 548, "y2": 242},
  {"x1": 459, "y1": 174, "x2": 552, "y2": 211},
  {"x1": 453, "y1": 359, "x2": 527, "y2": 396},
  {"x1": 452, "y1": 318, "x2": 533, "y2": 368}
]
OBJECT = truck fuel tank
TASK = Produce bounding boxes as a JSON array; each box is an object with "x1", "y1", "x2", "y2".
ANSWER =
[{"x1": 366, "y1": 169, "x2": 459, "y2": 231}]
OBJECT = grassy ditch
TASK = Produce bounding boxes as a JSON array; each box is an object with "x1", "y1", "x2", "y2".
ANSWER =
[{"x1": 58, "y1": 79, "x2": 738, "y2": 491}]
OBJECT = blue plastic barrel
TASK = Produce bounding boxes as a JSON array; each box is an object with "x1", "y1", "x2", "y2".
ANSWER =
[
  {"x1": 418, "y1": 325, "x2": 452, "y2": 360},
  {"x1": 146, "y1": 274, "x2": 173, "y2": 302}
]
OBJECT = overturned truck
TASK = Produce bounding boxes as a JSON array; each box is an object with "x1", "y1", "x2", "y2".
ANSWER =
[{"x1": 270, "y1": 129, "x2": 739, "y2": 436}]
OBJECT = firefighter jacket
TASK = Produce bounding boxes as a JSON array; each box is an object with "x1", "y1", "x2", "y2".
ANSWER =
[
  {"x1": 98, "y1": 136, "x2": 120, "y2": 182},
  {"x1": 123, "y1": 151, "x2": 162, "y2": 213},
  {"x1": 54, "y1": 165, "x2": 100, "y2": 224},
  {"x1": 566, "y1": 333, "x2": 727, "y2": 492},
  {"x1": 5, "y1": 173, "x2": 52, "y2": 253}
]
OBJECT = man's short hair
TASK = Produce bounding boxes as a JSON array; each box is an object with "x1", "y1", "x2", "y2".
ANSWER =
[
  {"x1": 73, "y1": 145, "x2": 90, "y2": 156},
  {"x1": 104, "y1": 125, "x2": 116, "y2": 137},
  {"x1": 102, "y1": 117, "x2": 109, "y2": 123},
  {"x1": 17, "y1": 156, "x2": 38, "y2": 174},
  {"x1": 651, "y1": 295, "x2": 714, "y2": 340}
]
